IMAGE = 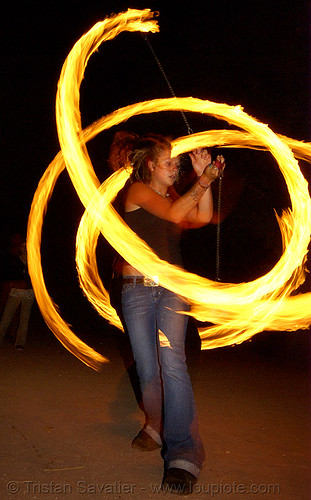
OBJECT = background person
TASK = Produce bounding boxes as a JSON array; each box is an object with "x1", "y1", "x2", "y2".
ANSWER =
[{"x1": 0, "y1": 233, "x2": 35, "y2": 350}]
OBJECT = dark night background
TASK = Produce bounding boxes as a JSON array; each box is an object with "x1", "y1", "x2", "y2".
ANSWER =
[{"x1": 0, "y1": 0, "x2": 310, "y2": 345}]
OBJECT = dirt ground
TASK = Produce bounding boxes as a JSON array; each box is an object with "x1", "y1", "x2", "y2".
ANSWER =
[{"x1": 0, "y1": 309, "x2": 310, "y2": 500}]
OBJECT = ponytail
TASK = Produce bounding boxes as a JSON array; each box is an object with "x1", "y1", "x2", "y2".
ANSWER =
[{"x1": 108, "y1": 131, "x2": 139, "y2": 172}]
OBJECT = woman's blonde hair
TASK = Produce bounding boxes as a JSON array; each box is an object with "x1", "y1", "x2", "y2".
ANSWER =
[{"x1": 108, "y1": 131, "x2": 171, "y2": 183}]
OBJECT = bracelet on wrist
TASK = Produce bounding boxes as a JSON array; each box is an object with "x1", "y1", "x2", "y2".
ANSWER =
[{"x1": 197, "y1": 176, "x2": 210, "y2": 189}]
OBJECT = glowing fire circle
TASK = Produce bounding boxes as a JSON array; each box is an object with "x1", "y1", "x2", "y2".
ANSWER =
[{"x1": 27, "y1": 9, "x2": 311, "y2": 370}]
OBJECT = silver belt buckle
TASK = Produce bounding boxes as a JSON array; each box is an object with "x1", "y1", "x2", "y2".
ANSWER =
[{"x1": 143, "y1": 276, "x2": 159, "y2": 287}]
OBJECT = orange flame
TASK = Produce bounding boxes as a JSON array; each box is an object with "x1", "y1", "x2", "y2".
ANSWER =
[{"x1": 27, "y1": 9, "x2": 311, "y2": 370}]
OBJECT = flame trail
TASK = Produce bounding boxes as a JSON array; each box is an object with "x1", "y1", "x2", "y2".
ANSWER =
[{"x1": 27, "y1": 9, "x2": 311, "y2": 369}]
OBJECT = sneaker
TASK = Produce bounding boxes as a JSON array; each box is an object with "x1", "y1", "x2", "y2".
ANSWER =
[
  {"x1": 131, "y1": 430, "x2": 161, "y2": 451},
  {"x1": 161, "y1": 467, "x2": 197, "y2": 495}
]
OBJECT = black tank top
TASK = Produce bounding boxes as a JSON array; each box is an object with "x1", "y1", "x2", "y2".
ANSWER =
[{"x1": 124, "y1": 208, "x2": 183, "y2": 266}]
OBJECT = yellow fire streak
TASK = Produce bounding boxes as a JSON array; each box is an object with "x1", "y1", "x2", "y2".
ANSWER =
[
  {"x1": 158, "y1": 330, "x2": 173, "y2": 349},
  {"x1": 27, "y1": 9, "x2": 311, "y2": 370}
]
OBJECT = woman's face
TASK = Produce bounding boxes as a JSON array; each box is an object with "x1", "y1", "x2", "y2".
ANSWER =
[{"x1": 150, "y1": 148, "x2": 180, "y2": 186}]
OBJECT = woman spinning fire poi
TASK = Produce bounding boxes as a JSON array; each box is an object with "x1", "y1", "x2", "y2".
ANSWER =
[
  {"x1": 108, "y1": 131, "x2": 224, "y2": 494},
  {"x1": 25, "y1": 7, "x2": 310, "y2": 496}
]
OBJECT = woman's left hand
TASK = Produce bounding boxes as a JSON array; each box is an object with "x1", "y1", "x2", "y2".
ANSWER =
[{"x1": 189, "y1": 148, "x2": 212, "y2": 177}]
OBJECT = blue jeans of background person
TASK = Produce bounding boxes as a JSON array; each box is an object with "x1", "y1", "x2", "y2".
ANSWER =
[{"x1": 121, "y1": 280, "x2": 205, "y2": 477}]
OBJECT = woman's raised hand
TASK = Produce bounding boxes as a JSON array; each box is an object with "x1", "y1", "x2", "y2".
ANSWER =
[
  {"x1": 189, "y1": 148, "x2": 212, "y2": 177},
  {"x1": 203, "y1": 154, "x2": 225, "y2": 183}
]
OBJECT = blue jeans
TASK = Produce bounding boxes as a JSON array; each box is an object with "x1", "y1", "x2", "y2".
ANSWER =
[{"x1": 121, "y1": 279, "x2": 205, "y2": 477}]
